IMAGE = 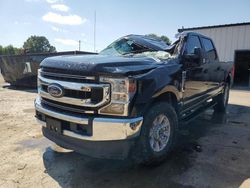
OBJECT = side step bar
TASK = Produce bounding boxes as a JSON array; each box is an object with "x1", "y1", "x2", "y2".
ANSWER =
[{"x1": 179, "y1": 100, "x2": 217, "y2": 126}]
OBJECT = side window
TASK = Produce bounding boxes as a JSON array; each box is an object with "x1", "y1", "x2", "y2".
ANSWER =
[
  {"x1": 201, "y1": 37, "x2": 217, "y2": 61},
  {"x1": 185, "y1": 35, "x2": 201, "y2": 54}
]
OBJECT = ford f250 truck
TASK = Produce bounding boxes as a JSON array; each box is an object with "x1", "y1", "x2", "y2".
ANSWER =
[{"x1": 35, "y1": 32, "x2": 234, "y2": 164}]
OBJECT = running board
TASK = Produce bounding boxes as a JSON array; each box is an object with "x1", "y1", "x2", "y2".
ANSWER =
[{"x1": 179, "y1": 101, "x2": 217, "y2": 126}]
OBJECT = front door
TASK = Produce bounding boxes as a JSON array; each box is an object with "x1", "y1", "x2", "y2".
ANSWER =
[{"x1": 182, "y1": 35, "x2": 209, "y2": 107}]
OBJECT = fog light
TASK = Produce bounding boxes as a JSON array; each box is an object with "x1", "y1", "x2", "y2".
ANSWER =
[{"x1": 130, "y1": 122, "x2": 140, "y2": 130}]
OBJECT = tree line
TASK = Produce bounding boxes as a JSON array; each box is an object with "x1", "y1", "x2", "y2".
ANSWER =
[
  {"x1": 145, "y1": 34, "x2": 171, "y2": 45},
  {"x1": 0, "y1": 36, "x2": 56, "y2": 55}
]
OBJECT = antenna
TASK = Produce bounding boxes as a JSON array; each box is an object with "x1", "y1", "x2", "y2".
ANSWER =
[
  {"x1": 79, "y1": 40, "x2": 81, "y2": 51},
  {"x1": 94, "y1": 11, "x2": 96, "y2": 52}
]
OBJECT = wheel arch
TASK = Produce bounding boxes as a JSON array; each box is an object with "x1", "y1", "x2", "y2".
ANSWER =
[
  {"x1": 225, "y1": 74, "x2": 233, "y2": 88},
  {"x1": 131, "y1": 86, "x2": 181, "y2": 118},
  {"x1": 152, "y1": 86, "x2": 180, "y2": 113}
]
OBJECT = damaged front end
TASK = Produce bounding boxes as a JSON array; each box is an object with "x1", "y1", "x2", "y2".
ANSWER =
[{"x1": 34, "y1": 34, "x2": 182, "y2": 159}]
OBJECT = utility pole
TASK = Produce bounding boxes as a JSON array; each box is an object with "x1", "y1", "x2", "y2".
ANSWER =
[
  {"x1": 94, "y1": 11, "x2": 96, "y2": 52},
  {"x1": 79, "y1": 40, "x2": 81, "y2": 51}
]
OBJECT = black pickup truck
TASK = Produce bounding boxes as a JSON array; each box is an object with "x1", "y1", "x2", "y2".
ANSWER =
[{"x1": 35, "y1": 32, "x2": 234, "y2": 164}]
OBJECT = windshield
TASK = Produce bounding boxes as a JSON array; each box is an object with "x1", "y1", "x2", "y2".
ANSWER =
[
  {"x1": 99, "y1": 35, "x2": 181, "y2": 60},
  {"x1": 99, "y1": 38, "x2": 153, "y2": 56}
]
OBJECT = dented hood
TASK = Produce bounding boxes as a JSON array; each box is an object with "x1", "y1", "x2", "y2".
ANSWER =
[
  {"x1": 40, "y1": 54, "x2": 161, "y2": 76},
  {"x1": 40, "y1": 35, "x2": 172, "y2": 76}
]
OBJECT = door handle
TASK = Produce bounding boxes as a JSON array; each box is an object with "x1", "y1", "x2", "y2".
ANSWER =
[
  {"x1": 203, "y1": 69, "x2": 208, "y2": 73},
  {"x1": 215, "y1": 66, "x2": 221, "y2": 71}
]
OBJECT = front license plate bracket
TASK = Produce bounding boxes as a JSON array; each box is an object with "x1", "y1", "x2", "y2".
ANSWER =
[{"x1": 46, "y1": 118, "x2": 62, "y2": 134}]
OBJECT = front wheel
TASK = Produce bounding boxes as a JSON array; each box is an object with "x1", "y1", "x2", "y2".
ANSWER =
[
  {"x1": 214, "y1": 83, "x2": 230, "y2": 112},
  {"x1": 136, "y1": 102, "x2": 178, "y2": 165}
]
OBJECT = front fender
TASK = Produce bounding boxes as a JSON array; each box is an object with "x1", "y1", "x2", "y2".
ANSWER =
[{"x1": 130, "y1": 62, "x2": 182, "y2": 116}]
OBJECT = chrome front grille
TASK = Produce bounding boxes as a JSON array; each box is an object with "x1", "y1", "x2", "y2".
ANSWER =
[
  {"x1": 41, "y1": 69, "x2": 96, "y2": 83},
  {"x1": 38, "y1": 69, "x2": 110, "y2": 114}
]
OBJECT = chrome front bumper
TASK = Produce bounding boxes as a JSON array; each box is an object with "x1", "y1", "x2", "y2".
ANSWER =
[{"x1": 35, "y1": 97, "x2": 143, "y2": 141}]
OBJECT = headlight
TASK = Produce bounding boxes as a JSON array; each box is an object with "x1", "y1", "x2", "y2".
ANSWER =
[
  {"x1": 99, "y1": 77, "x2": 136, "y2": 116},
  {"x1": 37, "y1": 69, "x2": 41, "y2": 92}
]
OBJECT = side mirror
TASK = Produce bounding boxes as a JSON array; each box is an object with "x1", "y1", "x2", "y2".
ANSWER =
[
  {"x1": 183, "y1": 47, "x2": 203, "y2": 66},
  {"x1": 194, "y1": 47, "x2": 202, "y2": 58}
]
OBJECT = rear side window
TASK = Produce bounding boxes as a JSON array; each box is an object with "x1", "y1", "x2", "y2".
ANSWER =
[
  {"x1": 201, "y1": 37, "x2": 217, "y2": 61},
  {"x1": 185, "y1": 35, "x2": 202, "y2": 54}
]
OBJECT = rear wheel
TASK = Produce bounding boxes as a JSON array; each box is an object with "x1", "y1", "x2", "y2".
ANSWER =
[
  {"x1": 136, "y1": 102, "x2": 178, "y2": 165},
  {"x1": 214, "y1": 83, "x2": 230, "y2": 112}
]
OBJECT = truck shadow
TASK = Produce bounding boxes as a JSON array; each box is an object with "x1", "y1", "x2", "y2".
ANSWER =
[
  {"x1": 42, "y1": 104, "x2": 247, "y2": 188},
  {"x1": 1, "y1": 84, "x2": 37, "y2": 93},
  {"x1": 42, "y1": 143, "x2": 197, "y2": 188}
]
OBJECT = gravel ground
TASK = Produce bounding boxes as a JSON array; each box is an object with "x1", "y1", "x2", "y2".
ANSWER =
[{"x1": 0, "y1": 75, "x2": 250, "y2": 188}]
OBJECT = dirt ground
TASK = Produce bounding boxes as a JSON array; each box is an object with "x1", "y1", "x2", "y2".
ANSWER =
[{"x1": 0, "y1": 74, "x2": 250, "y2": 188}]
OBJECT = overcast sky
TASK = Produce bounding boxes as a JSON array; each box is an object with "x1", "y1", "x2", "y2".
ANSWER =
[{"x1": 0, "y1": 0, "x2": 250, "y2": 52}]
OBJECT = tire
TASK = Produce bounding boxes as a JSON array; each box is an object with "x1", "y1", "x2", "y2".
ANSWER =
[
  {"x1": 135, "y1": 102, "x2": 178, "y2": 165},
  {"x1": 214, "y1": 82, "x2": 230, "y2": 113}
]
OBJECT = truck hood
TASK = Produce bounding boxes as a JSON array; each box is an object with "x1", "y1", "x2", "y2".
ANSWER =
[{"x1": 40, "y1": 54, "x2": 161, "y2": 76}]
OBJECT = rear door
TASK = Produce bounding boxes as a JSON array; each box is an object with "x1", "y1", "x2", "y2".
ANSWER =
[{"x1": 200, "y1": 37, "x2": 224, "y2": 92}]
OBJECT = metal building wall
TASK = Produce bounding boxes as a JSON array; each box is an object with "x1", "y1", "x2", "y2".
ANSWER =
[{"x1": 185, "y1": 25, "x2": 250, "y2": 62}]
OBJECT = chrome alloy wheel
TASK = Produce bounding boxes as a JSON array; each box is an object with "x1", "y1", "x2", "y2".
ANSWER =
[{"x1": 149, "y1": 114, "x2": 171, "y2": 152}]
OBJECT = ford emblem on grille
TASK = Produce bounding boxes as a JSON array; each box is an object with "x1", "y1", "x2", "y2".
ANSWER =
[{"x1": 47, "y1": 84, "x2": 64, "y2": 98}]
